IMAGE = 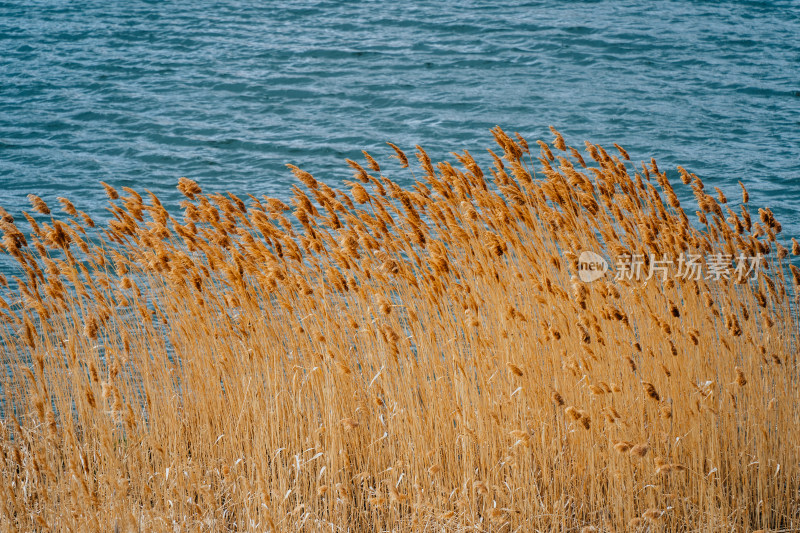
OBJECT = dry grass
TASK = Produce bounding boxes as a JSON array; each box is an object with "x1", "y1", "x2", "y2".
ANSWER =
[{"x1": 0, "y1": 127, "x2": 798, "y2": 531}]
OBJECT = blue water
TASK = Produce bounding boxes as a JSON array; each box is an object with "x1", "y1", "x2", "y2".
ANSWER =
[{"x1": 1, "y1": 1, "x2": 799, "y2": 240}]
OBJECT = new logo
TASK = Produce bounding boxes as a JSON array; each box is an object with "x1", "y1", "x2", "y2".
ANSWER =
[{"x1": 578, "y1": 251, "x2": 608, "y2": 283}]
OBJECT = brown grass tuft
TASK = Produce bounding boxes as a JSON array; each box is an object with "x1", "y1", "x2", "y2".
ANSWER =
[{"x1": 0, "y1": 128, "x2": 797, "y2": 532}]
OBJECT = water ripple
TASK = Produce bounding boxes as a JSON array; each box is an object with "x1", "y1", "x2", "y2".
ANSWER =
[{"x1": 1, "y1": 0, "x2": 798, "y2": 236}]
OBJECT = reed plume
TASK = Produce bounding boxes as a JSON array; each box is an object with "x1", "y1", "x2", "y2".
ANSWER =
[{"x1": 0, "y1": 128, "x2": 797, "y2": 532}]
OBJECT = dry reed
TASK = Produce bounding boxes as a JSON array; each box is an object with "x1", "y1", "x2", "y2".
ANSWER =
[{"x1": 0, "y1": 128, "x2": 798, "y2": 532}]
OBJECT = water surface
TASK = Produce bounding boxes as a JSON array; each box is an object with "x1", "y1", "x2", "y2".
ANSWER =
[{"x1": 1, "y1": 0, "x2": 798, "y2": 242}]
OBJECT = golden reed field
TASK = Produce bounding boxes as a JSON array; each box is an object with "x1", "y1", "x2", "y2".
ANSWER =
[{"x1": 0, "y1": 128, "x2": 798, "y2": 532}]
